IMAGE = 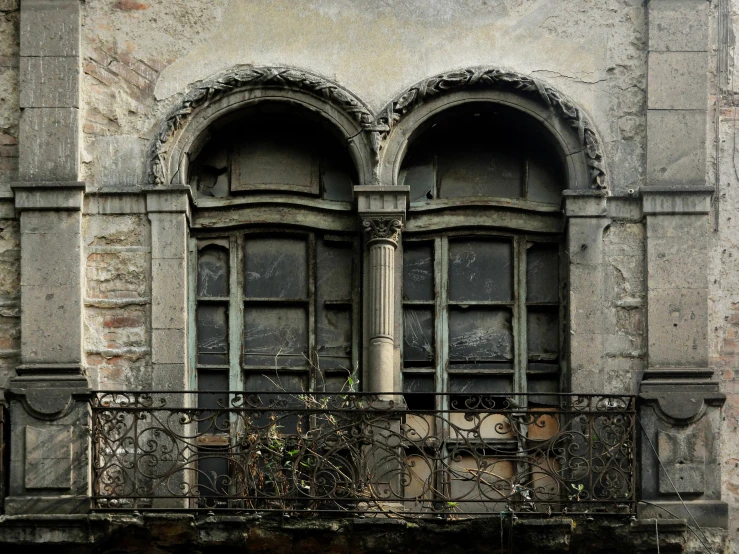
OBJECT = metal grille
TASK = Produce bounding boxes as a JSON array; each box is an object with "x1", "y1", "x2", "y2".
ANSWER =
[{"x1": 91, "y1": 392, "x2": 636, "y2": 517}]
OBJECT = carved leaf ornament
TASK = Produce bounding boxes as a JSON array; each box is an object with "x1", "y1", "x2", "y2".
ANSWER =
[{"x1": 149, "y1": 65, "x2": 607, "y2": 191}]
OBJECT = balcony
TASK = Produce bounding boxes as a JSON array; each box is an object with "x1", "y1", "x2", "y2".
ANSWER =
[{"x1": 91, "y1": 392, "x2": 636, "y2": 518}]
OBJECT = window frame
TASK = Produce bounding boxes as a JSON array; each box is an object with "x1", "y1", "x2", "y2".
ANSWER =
[{"x1": 190, "y1": 227, "x2": 362, "y2": 396}]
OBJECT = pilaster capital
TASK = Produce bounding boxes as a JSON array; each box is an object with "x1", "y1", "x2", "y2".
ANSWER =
[
  {"x1": 11, "y1": 181, "x2": 85, "y2": 212},
  {"x1": 641, "y1": 186, "x2": 714, "y2": 215},
  {"x1": 355, "y1": 185, "x2": 409, "y2": 246}
]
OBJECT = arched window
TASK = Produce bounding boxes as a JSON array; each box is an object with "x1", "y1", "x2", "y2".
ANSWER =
[
  {"x1": 398, "y1": 103, "x2": 566, "y2": 407},
  {"x1": 190, "y1": 102, "x2": 362, "y2": 400}
]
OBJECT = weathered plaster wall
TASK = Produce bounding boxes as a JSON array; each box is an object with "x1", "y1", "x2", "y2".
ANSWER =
[
  {"x1": 80, "y1": 0, "x2": 646, "y2": 193},
  {"x1": 83, "y1": 212, "x2": 150, "y2": 390},
  {"x1": 603, "y1": 218, "x2": 646, "y2": 394}
]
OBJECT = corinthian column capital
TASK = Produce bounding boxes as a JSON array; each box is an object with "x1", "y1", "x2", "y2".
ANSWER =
[{"x1": 362, "y1": 217, "x2": 403, "y2": 244}]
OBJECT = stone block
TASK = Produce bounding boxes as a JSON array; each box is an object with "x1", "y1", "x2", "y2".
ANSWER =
[
  {"x1": 646, "y1": 213, "x2": 709, "y2": 237},
  {"x1": 20, "y1": 211, "x2": 80, "y2": 287},
  {"x1": 145, "y1": 190, "x2": 189, "y2": 213},
  {"x1": 19, "y1": 108, "x2": 79, "y2": 181},
  {"x1": 563, "y1": 193, "x2": 607, "y2": 218},
  {"x1": 569, "y1": 266, "x2": 604, "y2": 332},
  {"x1": 20, "y1": 0, "x2": 79, "y2": 57},
  {"x1": 149, "y1": 212, "x2": 186, "y2": 259},
  {"x1": 647, "y1": 236, "x2": 707, "y2": 291},
  {"x1": 89, "y1": 136, "x2": 148, "y2": 187},
  {"x1": 648, "y1": 0, "x2": 709, "y2": 52},
  {"x1": 647, "y1": 288, "x2": 708, "y2": 367},
  {"x1": 648, "y1": 52, "x2": 708, "y2": 110},
  {"x1": 20, "y1": 56, "x2": 79, "y2": 108},
  {"x1": 151, "y1": 363, "x2": 189, "y2": 394},
  {"x1": 151, "y1": 328, "x2": 186, "y2": 364},
  {"x1": 21, "y1": 283, "x2": 81, "y2": 363},
  {"x1": 642, "y1": 189, "x2": 713, "y2": 216},
  {"x1": 14, "y1": 187, "x2": 84, "y2": 211},
  {"x1": 24, "y1": 425, "x2": 72, "y2": 489},
  {"x1": 647, "y1": 110, "x2": 706, "y2": 187},
  {"x1": 152, "y1": 258, "x2": 186, "y2": 329},
  {"x1": 567, "y1": 218, "x2": 609, "y2": 266}
]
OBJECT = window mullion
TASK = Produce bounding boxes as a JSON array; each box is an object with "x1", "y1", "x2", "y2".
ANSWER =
[
  {"x1": 230, "y1": 233, "x2": 244, "y2": 393},
  {"x1": 308, "y1": 233, "x2": 317, "y2": 392},
  {"x1": 188, "y1": 237, "x2": 198, "y2": 396},
  {"x1": 513, "y1": 236, "x2": 528, "y2": 401},
  {"x1": 351, "y1": 235, "x2": 361, "y2": 387},
  {"x1": 436, "y1": 237, "x2": 448, "y2": 403}
]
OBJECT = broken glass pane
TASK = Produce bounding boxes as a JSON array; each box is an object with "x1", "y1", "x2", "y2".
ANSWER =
[
  {"x1": 316, "y1": 306, "x2": 351, "y2": 367},
  {"x1": 449, "y1": 239, "x2": 512, "y2": 302},
  {"x1": 527, "y1": 308, "x2": 559, "y2": 356},
  {"x1": 197, "y1": 304, "x2": 228, "y2": 365},
  {"x1": 403, "y1": 242, "x2": 434, "y2": 301},
  {"x1": 448, "y1": 308, "x2": 513, "y2": 362},
  {"x1": 316, "y1": 239, "x2": 352, "y2": 301},
  {"x1": 398, "y1": 149, "x2": 435, "y2": 202},
  {"x1": 526, "y1": 244, "x2": 559, "y2": 303},
  {"x1": 244, "y1": 306, "x2": 308, "y2": 367},
  {"x1": 198, "y1": 245, "x2": 229, "y2": 297},
  {"x1": 244, "y1": 237, "x2": 307, "y2": 299},
  {"x1": 403, "y1": 308, "x2": 434, "y2": 364}
]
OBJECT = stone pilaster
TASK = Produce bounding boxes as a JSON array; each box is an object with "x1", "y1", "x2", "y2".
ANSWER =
[
  {"x1": 638, "y1": 187, "x2": 727, "y2": 527},
  {"x1": 564, "y1": 191, "x2": 610, "y2": 393},
  {"x1": 5, "y1": 0, "x2": 89, "y2": 515},
  {"x1": 355, "y1": 185, "x2": 408, "y2": 394}
]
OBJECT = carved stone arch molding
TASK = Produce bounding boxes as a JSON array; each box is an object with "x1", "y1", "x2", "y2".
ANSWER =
[
  {"x1": 375, "y1": 67, "x2": 608, "y2": 192},
  {"x1": 148, "y1": 64, "x2": 608, "y2": 193},
  {"x1": 148, "y1": 65, "x2": 377, "y2": 188}
]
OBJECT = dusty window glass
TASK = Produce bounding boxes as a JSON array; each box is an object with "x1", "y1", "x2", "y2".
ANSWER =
[
  {"x1": 196, "y1": 232, "x2": 358, "y2": 398},
  {"x1": 402, "y1": 235, "x2": 561, "y2": 398}
]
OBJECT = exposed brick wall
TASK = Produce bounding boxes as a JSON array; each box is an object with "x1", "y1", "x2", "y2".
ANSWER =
[{"x1": 83, "y1": 214, "x2": 150, "y2": 390}]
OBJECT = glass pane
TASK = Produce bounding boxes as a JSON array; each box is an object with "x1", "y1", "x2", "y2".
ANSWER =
[
  {"x1": 403, "y1": 374, "x2": 435, "y2": 393},
  {"x1": 197, "y1": 452, "x2": 229, "y2": 500},
  {"x1": 321, "y1": 155, "x2": 355, "y2": 202},
  {"x1": 437, "y1": 143, "x2": 522, "y2": 199},
  {"x1": 448, "y1": 308, "x2": 513, "y2": 362},
  {"x1": 527, "y1": 375, "x2": 560, "y2": 406},
  {"x1": 316, "y1": 239, "x2": 353, "y2": 301},
  {"x1": 244, "y1": 306, "x2": 308, "y2": 367},
  {"x1": 403, "y1": 242, "x2": 434, "y2": 301},
  {"x1": 403, "y1": 375, "x2": 435, "y2": 410},
  {"x1": 244, "y1": 373, "x2": 306, "y2": 434},
  {"x1": 527, "y1": 151, "x2": 563, "y2": 204},
  {"x1": 449, "y1": 376, "x2": 512, "y2": 394},
  {"x1": 527, "y1": 308, "x2": 559, "y2": 357},
  {"x1": 244, "y1": 237, "x2": 307, "y2": 299},
  {"x1": 399, "y1": 149, "x2": 435, "y2": 202},
  {"x1": 197, "y1": 371, "x2": 229, "y2": 434},
  {"x1": 527, "y1": 244, "x2": 559, "y2": 303},
  {"x1": 197, "y1": 245, "x2": 229, "y2": 297},
  {"x1": 403, "y1": 308, "x2": 434, "y2": 364},
  {"x1": 317, "y1": 307, "x2": 351, "y2": 365},
  {"x1": 197, "y1": 304, "x2": 228, "y2": 365},
  {"x1": 449, "y1": 239, "x2": 512, "y2": 302}
]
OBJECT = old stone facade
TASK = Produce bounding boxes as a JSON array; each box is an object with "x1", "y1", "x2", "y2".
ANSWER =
[{"x1": 0, "y1": 0, "x2": 738, "y2": 552}]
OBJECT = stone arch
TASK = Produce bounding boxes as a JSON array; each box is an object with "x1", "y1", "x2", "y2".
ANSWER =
[
  {"x1": 373, "y1": 67, "x2": 608, "y2": 193},
  {"x1": 148, "y1": 65, "x2": 375, "y2": 188}
]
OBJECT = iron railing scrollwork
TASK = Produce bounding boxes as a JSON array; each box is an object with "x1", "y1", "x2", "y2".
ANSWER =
[{"x1": 91, "y1": 392, "x2": 636, "y2": 517}]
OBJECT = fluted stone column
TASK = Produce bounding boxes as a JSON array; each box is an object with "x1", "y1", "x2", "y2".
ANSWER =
[{"x1": 355, "y1": 186, "x2": 409, "y2": 395}]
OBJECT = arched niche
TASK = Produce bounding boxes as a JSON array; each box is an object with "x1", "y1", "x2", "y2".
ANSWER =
[
  {"x1": 376, "y1": 68, "x2": 606, "y2": 194},
  {"x1": 187, "y1": 101, "x2": 360, "y2": 202},
  {"x1": 149, "y1": 66, "x2": 374, "y2": 194},
  {"x1": 397, "y1": 102, "x2": 568, "y2": 206}
]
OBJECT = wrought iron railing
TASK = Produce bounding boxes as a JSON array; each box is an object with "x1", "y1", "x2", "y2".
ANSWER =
[{"x1": 91, "y1": 391, "x2": 636, "y2": 517}]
